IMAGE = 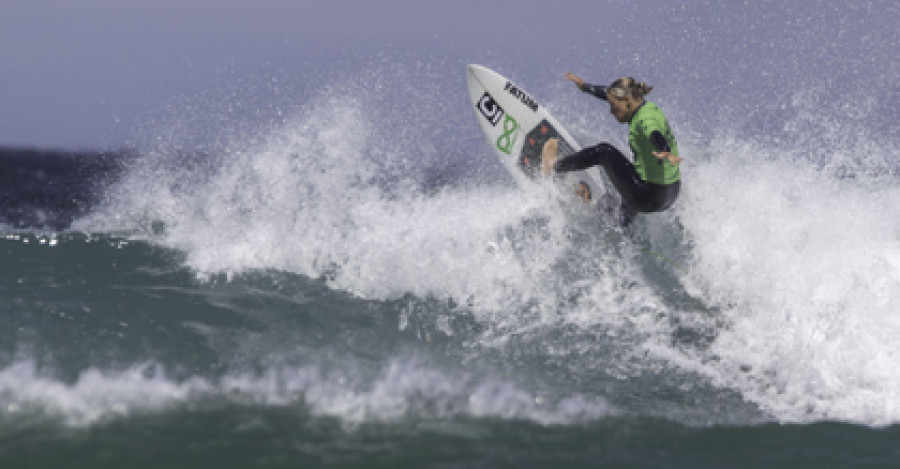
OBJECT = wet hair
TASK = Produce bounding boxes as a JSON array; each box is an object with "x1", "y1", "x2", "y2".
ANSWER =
[{"x1": 606, "y1": 77, "x2": 653, "y2": 101}]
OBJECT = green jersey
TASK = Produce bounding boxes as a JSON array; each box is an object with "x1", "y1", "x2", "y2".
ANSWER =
[{"x1": 629, "y1": 102, "x2": 680, "y2": 185}]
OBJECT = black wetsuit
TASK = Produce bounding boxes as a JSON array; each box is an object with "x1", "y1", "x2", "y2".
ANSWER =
[{"x1": 555, "y1": 83, "x2": 681, "y2": 225}]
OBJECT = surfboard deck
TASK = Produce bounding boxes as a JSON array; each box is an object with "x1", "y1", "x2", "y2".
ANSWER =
[{"x1": 466, "y1": 64, "x2": 606, "y2": 201}]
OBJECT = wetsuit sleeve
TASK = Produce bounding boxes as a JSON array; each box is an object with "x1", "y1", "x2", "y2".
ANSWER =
[
  {"x1": 580, "y1": 83, "x2": 608, "y2": 101},
  {"x1": 649, "y1": 131, "x2": 671, "y2": 152}
]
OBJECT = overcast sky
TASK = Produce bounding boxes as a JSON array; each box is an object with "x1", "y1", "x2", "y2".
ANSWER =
[
  {"x1": 2, "y1": 1, "x2": 897, "y2": 149},
  {"x1": 1, "y1": 0, "x2": 609, "y2": 149}
]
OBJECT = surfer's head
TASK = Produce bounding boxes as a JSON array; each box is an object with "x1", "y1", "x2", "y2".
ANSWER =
[{"x1": 606, "y1": 77, "x2": 652, "y2": 123}]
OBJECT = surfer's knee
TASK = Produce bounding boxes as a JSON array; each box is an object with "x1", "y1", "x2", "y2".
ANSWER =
[
  {"x1": 555, "y1": 142, "x2": 621, "y2": 173},
  {"x1": 595, "y1": 142, "x2": 619, "y2": 157},
  {"x1": 594, "y1": 142, "x2": 616, "y2": 152},
  {"x1": 584, "y1": 143, "x2": 619, "y2": 165}
]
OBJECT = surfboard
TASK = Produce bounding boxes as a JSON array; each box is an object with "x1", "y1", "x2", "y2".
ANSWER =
[{"x1": 466, "y1": 64, "x2": 605, "y2": 200}]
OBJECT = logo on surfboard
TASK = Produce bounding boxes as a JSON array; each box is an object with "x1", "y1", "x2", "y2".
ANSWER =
[
  {"x1": 476, "y1": 91, "x2": 520, "y2": 155},
  {"x1": 503, "y1": 81, "x2": 539, "y2": 112},
  {"x1": 496, "y1": 114, "x2": 519, "y2": 155},
  {"x1": 476, "y1": 92, "x2": 504, "y2": 126}
]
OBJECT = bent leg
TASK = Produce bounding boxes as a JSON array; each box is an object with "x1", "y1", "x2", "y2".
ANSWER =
[
  {"x1": 551, "y1": 143, "x2": 678, "y2": 224},
  {"x1": 553, "y1": 143, "x2": 618, "y2": 172},
  {"x1": 556, "y1": 143, "x2": 647, "y2": 210}
]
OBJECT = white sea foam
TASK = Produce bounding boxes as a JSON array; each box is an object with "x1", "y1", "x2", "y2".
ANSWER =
[
  {"x1": 675, "y1": 110, "x2": 900, "y2": 425},
  {"x1": 0, "y1": 361, "x2": 211, "y2": 427},
  {"x1": 84, "y1": 78, "x2": 589, "y2": 315},
  {"x1": 0, "y1": 359, "x2": 613, "y2": 428},
  {"x1": 79, "y1": 66, "x2": 900, "y2": 428}
]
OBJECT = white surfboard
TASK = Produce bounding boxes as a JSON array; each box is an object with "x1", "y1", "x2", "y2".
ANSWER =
[{"x1": 466, "y1": 64, "x2": 605, "y2": 200}]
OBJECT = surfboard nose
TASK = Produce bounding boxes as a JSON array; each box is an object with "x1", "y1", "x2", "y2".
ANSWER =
[
  {"x1": 466, "y1": 64, "x2": 480, "y2": 81},
  {"x1": 466, "y1": 64, "x2": 484, "y2": 92},
  {"x1": 467, "y1": 64, "x2": 499, "y2": 94},
  {"x1": 467, "y1": 64, "x2": 489, "y2": 78}
]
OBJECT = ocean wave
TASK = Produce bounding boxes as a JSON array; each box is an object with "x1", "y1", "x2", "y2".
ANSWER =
[{"x1": 0, "y1": 358, "x2": 614, "y2": 429}]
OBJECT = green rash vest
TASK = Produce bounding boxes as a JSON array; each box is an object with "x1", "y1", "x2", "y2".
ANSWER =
[{"x1": 629, "y1": 102, "x2": 680, "y2": 185}]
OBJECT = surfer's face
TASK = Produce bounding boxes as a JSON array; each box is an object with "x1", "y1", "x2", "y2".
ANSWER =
[{"x1": 609, "y1": 97, "x2": 637, "y2": 123}]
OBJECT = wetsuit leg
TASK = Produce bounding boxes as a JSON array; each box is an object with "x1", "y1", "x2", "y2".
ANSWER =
[
  {"x1": 555, "y1": 143, "x2": 647, "y2": 209},
  {"x1": 554, "y1": 143, "x2": 679, "y2": 221}
]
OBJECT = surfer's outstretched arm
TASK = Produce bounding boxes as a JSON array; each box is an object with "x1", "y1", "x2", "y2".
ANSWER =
[
  {"x1": 565, "y1": 72, "x2": 608, "y2": 101},
  {"x1": 564, "y1": 72, "x2": 585, "y2": 89}
]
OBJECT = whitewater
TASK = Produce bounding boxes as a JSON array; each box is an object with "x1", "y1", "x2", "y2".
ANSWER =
[{"x1": 1, "y1": 1, "x2": 898, "y2": 467}]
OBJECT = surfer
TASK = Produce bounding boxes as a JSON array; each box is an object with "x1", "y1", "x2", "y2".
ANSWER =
[{"x1": 541, "y1": 73, "x2": 682, "y2": 226}]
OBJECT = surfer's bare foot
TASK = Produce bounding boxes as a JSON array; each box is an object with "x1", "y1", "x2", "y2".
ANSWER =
[
  {"x1": 541, "y1": 138, "x2": 558, "y2": 176},
  {"x1": 575, "y1": 181, "x2": 592, "y2": 203}
]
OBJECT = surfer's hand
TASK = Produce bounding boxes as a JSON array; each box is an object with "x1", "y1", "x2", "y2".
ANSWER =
[
  {"x1": 564, "y1": 72, "x2": 585, "y2": 90},
  {"x1": 653, "y1": 151, "x2": 683, "y2": 165}
]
